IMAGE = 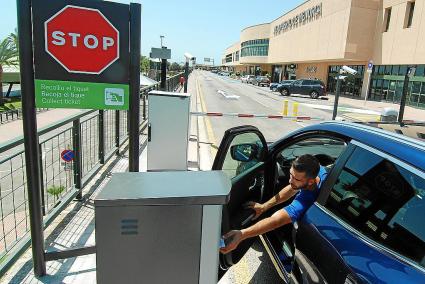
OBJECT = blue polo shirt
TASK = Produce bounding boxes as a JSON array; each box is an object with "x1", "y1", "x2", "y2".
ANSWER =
[{"x1": 283, "y1": 166, "x2": 328, "y2": 222}]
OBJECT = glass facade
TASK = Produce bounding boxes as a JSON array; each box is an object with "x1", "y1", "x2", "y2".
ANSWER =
[
  {"x1": 327, "y1": 65, "x2": 365, "y2": 97},
  {"x1": 369, "y1": 64, "x2": 425, "y2": 108},
  {"x1": 241, "y1": 38, "x2": 269, "y2": 57}
]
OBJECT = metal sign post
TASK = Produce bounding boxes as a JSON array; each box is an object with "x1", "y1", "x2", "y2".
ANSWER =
[
  {"x1": 398, "y1": 66, "x2": 416, "y2": 124},
  {"x1": 17, "y1": 0, "x2": 140, "y2": 276},
  {"x1": 17, "y1": 0, "x2": 46, "y2": 276},
  {"x1": 128, "y1": 3, "x2": 141, "y2": 172},
  {"x1": 364, "y1": 61, "x2": 373, "y2": 105},
  {"x1": 150, "y1": 47, "x2": 171, "y2": 91},
  {"x1": 332, "y1": 70, "x2": 342, "y2": 120}
]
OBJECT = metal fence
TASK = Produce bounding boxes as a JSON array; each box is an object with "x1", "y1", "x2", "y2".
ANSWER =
[
  {"x1": 0, "y1": 108, "x2": 49, "y2": 124},
  {"x1": 0, "y1": 72, "x2": 184, "y2": 268}
]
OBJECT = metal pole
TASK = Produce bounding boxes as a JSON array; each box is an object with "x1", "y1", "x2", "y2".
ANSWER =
[
  {"x1": 398, "y1": 69, "x2": 411, "y2": 124},
  {"x1": 363, "y1": 71, "x2": 372, "y2": 106},
  {"x1": 98, "y1": 110, "x2": 105, "y2": 164},
  {"x1": 184, "y1": 61, "x2": 189, "y2": 93},
  {"x1": 115, "y1": 110, "x2": 120, "y2": 153},
  {"x1": 73, "y1": 119, "x2": 82, "y2": 200},
  {"x1": 129, "y1": 3, "x2": 141, "y2": 172},
  {"x1": 16, "y1": 0, "x2": 46, "y2": 276},
  {"x1": 160, "y1": 59, "x2": 167, "y2": 90},
  {"x1": 332, "y1": 71, "x2": 342, "y2": 120}
]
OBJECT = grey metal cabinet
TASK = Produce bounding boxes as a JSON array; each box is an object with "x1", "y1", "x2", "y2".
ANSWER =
[
  {"x1": 95, "y1": 171, "x2": 230, "y2": 284},
  {"x1": 147, "y1": 91, "x2": 191, "y2": 171}
]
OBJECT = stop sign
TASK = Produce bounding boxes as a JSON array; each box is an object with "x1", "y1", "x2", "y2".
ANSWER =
[{"x1": 45, "y1": 5, "x2": 119, "y2": 74}]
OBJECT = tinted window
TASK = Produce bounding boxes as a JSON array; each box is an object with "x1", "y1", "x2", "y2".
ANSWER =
[{"x1": 324, "y1": 147, "x2": 425, "y2": 268}]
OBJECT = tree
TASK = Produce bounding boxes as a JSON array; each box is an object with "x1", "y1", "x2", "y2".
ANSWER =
[
  {"x1": 0, "y1": 30, "x2": 19, "y2": 106},
  {"x1": 169, "y1": 62, "x2": 181, "y2": 72},
  {"x1": 140, "y1": 56, "x2": 150, "y2": 75}
]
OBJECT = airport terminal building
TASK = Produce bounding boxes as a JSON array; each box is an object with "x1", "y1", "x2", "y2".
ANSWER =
[{"x1": 222, "y1": 0, "x2": 425, "y2": 108}]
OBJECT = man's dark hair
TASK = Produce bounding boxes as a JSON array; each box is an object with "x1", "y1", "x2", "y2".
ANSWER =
[{"x1": 292, "y1": 154, "x2": 320, "y2": 179}]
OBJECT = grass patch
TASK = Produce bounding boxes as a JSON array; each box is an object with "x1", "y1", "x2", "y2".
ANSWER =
[{"x1": 0, "y1": 101, "x2": 22, "y2": 112}]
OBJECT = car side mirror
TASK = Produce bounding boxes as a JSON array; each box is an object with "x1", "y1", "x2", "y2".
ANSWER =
[{"x1": 230, "y1": 143, "x2": 259, "y2": 162}]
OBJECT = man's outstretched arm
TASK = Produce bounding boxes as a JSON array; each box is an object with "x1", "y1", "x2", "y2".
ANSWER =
[
  {"x1": 246, "y1": 184, "x2": 298, "y2": 219},
  {"x1": 220, "y1": 209, "x2": 292, "y2": 254}
]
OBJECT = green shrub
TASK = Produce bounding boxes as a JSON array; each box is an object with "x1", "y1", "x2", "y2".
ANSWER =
[{"x1": 47, "y1": 185, "x2": 65, "y2": 200}]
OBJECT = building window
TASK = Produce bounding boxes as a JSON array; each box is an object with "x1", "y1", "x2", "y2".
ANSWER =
[
  {"x1": 383, "y1": 7, "x2": 392, "y2": 32},
  {"x1": 240, "y1": 38, "x2": 269, "y2": 57},
  {"x1": 225, "y1": 53, "x2": 232, "y2": 63},
  {"x1": 404, "y1": 1, "x2": 415, "y2": 28}
]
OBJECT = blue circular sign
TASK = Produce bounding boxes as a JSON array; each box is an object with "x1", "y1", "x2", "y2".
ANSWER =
[{"x1": 61, "y1": 150, "x2": 74, "y2": 162}]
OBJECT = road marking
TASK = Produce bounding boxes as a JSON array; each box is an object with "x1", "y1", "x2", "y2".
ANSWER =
[
  {"x1": 301, "y1": 103, "x2": 380, "y2": 115},
  {"x1": 217, "y1": 90, "x2": 240, "y2": 100},
  {"x1": 196, "y1": 78, "x2": 218, "y2": 158}
]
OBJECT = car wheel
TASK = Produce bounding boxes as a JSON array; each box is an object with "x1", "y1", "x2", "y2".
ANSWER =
[
  {"x1": 310, "y1": 91, "x2": 319, "y2": 99},
  {"x1": 280, "y1": 88, "x2": 289, "y2": 96}
]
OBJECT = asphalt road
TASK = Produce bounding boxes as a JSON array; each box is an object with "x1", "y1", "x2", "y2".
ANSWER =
[
  {"x1": 192, "y1": 70, "x2": 338, "y2": 284},
  {"x1": 194, "y1": 70, "x2": 332, "y2": 145}
]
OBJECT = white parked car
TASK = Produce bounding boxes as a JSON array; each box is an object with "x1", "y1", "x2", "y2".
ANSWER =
[{"x1": 241, "y1": 75, "x2": 255, "y2": 83}]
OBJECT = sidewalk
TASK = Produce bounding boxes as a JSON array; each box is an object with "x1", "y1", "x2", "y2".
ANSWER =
[
  {"x1": 325, "y1": 94, "x2": 425, "y2": 122},
  {"x1": 0, "y1": 108, "x2": 85, "y2": 144}
]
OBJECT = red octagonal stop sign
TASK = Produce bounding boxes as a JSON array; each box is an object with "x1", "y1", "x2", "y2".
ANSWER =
[{"x1": 45, "y1": 5, "x2": 119, "y2": 74}]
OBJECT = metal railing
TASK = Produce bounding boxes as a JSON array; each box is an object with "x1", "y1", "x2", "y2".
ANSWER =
[
  {"x1": 0, "y1": 72, "x2": 184, "y2": 273},
  {"x1": 0, "y1": 108, "x2": 49, "y2": 124}
]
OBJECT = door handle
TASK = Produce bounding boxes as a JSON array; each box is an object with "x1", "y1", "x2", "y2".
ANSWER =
[
  {"x1": 148, "y1": 123, "x2": 151, "y2": 142},
  {"x1": 241, "y1": 212, "x2": 256, "y2": 227},
  {"x1": 248, "y1": 178, "x2": 257, "y2": 190}
]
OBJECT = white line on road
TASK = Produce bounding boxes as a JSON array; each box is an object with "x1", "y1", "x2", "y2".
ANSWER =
[
  {"x1": 301, "y1": 103, "x2": 380, "y2": 115},
  {"x1": 217, "y1": 90, "x2": 240, "y2": 100}
]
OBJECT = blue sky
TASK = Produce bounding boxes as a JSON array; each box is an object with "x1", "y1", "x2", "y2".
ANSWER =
[{"x1": 1, "y1": 0, "x2": 305, "y2": 64}]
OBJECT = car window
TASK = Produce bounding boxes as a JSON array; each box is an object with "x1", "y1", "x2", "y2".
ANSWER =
[
  {"x1": 275, "y1": 137, "x2": 347, "y2": 190},
  {"x1": 222, "y1": 132, "x2": 265, "y2": 180},
  {"x1": 323, "y1": 146, "x2": 425, "y2": 268},
  {"x1": 293, "y1": 80, "x2": 303, "y2": 86}
]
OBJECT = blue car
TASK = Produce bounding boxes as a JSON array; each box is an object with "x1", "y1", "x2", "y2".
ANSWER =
[
  {"x1": 215, "y1": 121, "x2": 425, "y2": 283},
  {"x1": 270, "y1": 80, "x2": 295, "y2": 92}
]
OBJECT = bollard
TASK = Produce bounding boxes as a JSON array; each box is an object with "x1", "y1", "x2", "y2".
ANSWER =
[
  {"x1": 293, "y1": 102, "x2": 299, "y2": 117},
  {"x1": 282, "y1": 100, "x2": 288, "y2": 116}
]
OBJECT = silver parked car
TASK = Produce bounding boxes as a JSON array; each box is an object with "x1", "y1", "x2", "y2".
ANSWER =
[{"x1": 241, "y1": 75, "x2": 255, "y2": 83}]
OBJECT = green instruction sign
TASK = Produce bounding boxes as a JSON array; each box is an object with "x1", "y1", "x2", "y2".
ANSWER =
[{"x1": 35, "y1": 80, "x2": 129, "y2": 110}]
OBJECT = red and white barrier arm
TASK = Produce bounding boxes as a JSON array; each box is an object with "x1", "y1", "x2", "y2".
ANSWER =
[{"x1": 190, "y1": 112, "x2": 323, "y2": 121}]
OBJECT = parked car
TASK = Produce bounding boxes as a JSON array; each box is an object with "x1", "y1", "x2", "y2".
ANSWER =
[
  {"x1": 252, "y1": 76, "x2": 270, "y2": 87},
  {"x1": 270, "y1": 80, "x2": 295, "y2": 92},
  {"x1": 277, "y1": 79, "x2": 326, "y2": 99},
  {"x1": 247, "y1": 75, "x2": 258, "y2": 84},
  {"x1": 241, "y1": 75, "x2": 255, "y2": 83},
  {"x1": 216, "y1": 121, "x2": 425, "y2": 283}
]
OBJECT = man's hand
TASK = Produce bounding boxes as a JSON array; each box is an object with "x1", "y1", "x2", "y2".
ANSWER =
[
  {"x1": 219, "y1": 230, "x2": 243, "y2": 254},
  {"x1": 244, "y1": 201, "x2": 265, "y2": 220}
]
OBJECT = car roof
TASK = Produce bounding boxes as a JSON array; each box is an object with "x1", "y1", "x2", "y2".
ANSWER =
[{"x1": 275, "y1": 121, "x2": 425, "y2": 171}]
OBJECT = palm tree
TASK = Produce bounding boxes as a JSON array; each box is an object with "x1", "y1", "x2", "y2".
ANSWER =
[{"x1": 0, "y1": 30, "x2": 19, "y2": 106}]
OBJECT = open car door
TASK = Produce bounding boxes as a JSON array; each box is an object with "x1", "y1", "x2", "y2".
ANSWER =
[{"x1": 212, "y1": 126, "x2": 268, "y2": 274}]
